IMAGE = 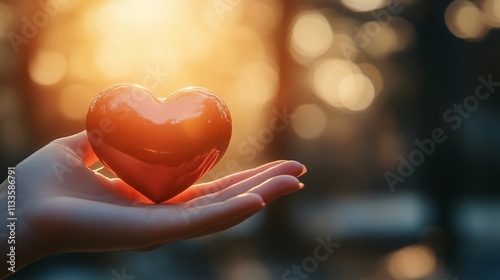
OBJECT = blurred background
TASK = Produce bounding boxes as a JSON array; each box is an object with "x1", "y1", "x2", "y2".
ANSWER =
[{"x1": 1, "y1": 0, "x2": 500, "y2": 279}]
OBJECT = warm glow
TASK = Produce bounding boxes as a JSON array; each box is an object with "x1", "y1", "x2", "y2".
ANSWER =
[
  {"x1": 93, "y1": 0, "x2": 178, "y2": 35},
  {"x1": 340, "y1": 0, "x2": 387, "y2": 12},
  {"x1": 361, "y1": 21, "x2": 398, "y2": 56},
  {"x1": 331, "y1": 33, "x2": 358, "y2": 60},
  {"x1": 291, "y1": 104, "x2": 327, "y2": 139},
  {"x1": 223, "y1": 259, "x2": 272, "y2": 280},
  {"x1": 358, "y1": 63, "x2": 384, "y2": 95},
  {"x1": 232, "y1": 61, "x2": 279, "y2": 105},
  {"x1": 482, "y1": 0, "x2": 500, "y2": 27},
  {"x1": 386, "y1": 245, "x2": 437, "y2": 280},
  {"x1": 445, "y1": 0, "x2": 489, "y2": 40},
  {"x1": 95, "y1": 35, "x2": 138, "y2": 78},
  {"x1": 29, "y1": 50, "x2": 67, "y2": 86},
  {"x1": 0, "y1": 2, "x2": 13, "y2": 38},
  {"x1": 58, "y1": 85, "x2": 95, "y2": 120},
  {"x1": 68, "y1": 48, "x2": 94, "y2": 80},
  {"x1": 338, "y1": 74, "x2": 375, "y2": 111},
  {"x1": 88, "y1": 0, "x2": 194, "y2": 78},
  {"x1": 391, "y1": 17, "x2": 416, "y2": 52},
  {"x1": 290, "y1": 11, "x2": 334, "y2": 61},
  {"x1": 246, "y1": 1, "x2": 281, "y2": 35},
  {"x1": 27, "y1": 0, "x2": 283, "y2": 175},
  {"x1": 184, "y1": 27, "x2": 214, "y2": 62},
  {"x1": 310, "y1": 59, "x2": 361, "y2": 108}
]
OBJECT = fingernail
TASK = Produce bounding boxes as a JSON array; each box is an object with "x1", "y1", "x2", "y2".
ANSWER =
[
  {"x1": 298, "y1": 182, "x2": 305, "y2": 189},
  {"x1": 298, "y1": 164, "x2": 307, "y2": 177}
]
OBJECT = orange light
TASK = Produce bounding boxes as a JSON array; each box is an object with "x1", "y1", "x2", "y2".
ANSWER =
[
  {"x1": 338, "y1": 74, "x2": 375, "y2": 111},
  {"x1": 445, "y1": 0, "x2": 489, "y2": 41},
  {"x1": 58, "y1": 84, "x2": 95, "y2": 120},
  {"x1": 482, "y1": 0, "x2": 500, "y2": 28},
  {"x1": 232, "y1": 61, "x2": 279, "y2": 105},
  {"x1": 291, "y1": 104, "x2": 327, "y2": 139},
  {"x1": 340, "y1": 0, "x2": 387, "y2": 12},
  {"x1": 386, "y1": 245, "x2": 437, "y2": 280},
  {"x1": 29, "y1": 49, "x2": 67, "y2": 86},
  {"x1": 360, "y1": 21, "x2": 398, "y2": 56},
  {"x1": 0, "y1": 2, "x2": 13, "y2": 39},
  {"x1": 358, "y1": 63, "x2": 384, "y2": 95},
  {"x1": 290, "y1": 11, "x2": 333, "y2": 62},
  {"x1": 310, "y1": 58, "x2": 361, "y2": 108}
]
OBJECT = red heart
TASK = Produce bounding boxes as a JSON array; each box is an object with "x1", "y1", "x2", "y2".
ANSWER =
[{"x1": 86, "y1": 84, "x2": 232, "y2": 203}]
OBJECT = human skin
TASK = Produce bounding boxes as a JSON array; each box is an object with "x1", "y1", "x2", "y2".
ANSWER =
[{"x1": 0, "y1": 131, "x2": 306, "y2": 278}]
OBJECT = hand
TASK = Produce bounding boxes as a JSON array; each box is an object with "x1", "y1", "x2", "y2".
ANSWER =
[{"x1": 0, "y1": 131, "x2": 306, "y2": 277}]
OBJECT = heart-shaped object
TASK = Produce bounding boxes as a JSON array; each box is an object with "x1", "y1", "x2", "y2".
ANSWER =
[{"x1": 86, "y1": 84, "x2": 232, "y2": 203}]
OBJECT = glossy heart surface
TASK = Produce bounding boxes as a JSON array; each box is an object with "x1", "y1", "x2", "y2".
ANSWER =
[{"x1": 86, "y1": 84, "x2": 232, "y2": 203}]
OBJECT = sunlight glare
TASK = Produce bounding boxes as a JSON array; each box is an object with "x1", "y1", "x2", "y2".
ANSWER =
[
  {"x1": 29, "y1": 50, "x2": 67, "y2": 86},
  {"x1": 290, "y1": 11, "x2": 334, "y2": 61}
]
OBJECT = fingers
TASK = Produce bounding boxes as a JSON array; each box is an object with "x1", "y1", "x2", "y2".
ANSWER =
[
  {"x1": 167, "y1": 160, "x2": 286, "y2": 203},
  {"x1": 206, "y1": 160, "x2": 289, "y2": 188},
  {"x1": 161, "y1": 193, "x2": 265, "y2": 240},
  {"x1": 246, "y1": 175, "x2": 303, "y2": 203},
  {"x1": 184, "y1": 161, "x2": 305, "y2": 206},
  {"x1": 168, "y1": 160, "x2": 304, "y2": 203},
  {"x1": 106, "y1": 193, "x2": 265, "y2": 251},
  {"x1": 52, "y1": 131, "x2": 99, "y2": 166}
]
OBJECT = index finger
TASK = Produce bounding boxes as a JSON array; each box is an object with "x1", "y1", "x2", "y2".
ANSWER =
[{"x1": 167, "y1": 160, "x2": 287, "y2": 203}]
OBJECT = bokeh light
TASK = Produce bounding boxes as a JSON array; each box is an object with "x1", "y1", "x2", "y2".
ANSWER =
[
  {"x1": 291, "y1": 104, "x2": 327, "y2": 139},
  {"x1": 359, "y1": 21, "x2": 398, "y2": 56},
  {"x1": 58, "y1": 85, "x2": 95, "y2": 120},
  {"x1": 232, "y1": 61, "x2": 279, "y2": 105},
  {"x1": 28, "y1": 49, "x2": 67, "y2": 86},
  {"x1": 338, "y1": 73, "x2": 375, "y2": 111},
  {"x1": 221, "y1": 259, "x2": 272, "y2": 280},
  {"x1": 0, "y1": 2, "x2": 13, "y2": 38},
  {"x1": 481, "y1": 0, "x2": 500, "y2": 28},
  {"x1": 390, "y1": 17, "x2": 416, "y2": 52},
  {"x1": 386, "y1": 245, "x2": 437, "y2": 280},
  {"x1": 290, "y1": 10, "x2": 334, "y2": 62},
  {"x1": 358, "y1": 63, "x2": 384, "y2": 95},
  {"x1": 245, "y1": 1, "x2": 282, "y2": 35},
  {"x1": 445, "y1": 0, "x2": 489, "y2": 41},
  {"x1": 310, "y1": 58, "x2": 360, "y2": 109},
  {"x1": 340, "y1": 0, "x2": 387, "y2": 12},
  {"x1": 95, "y1": 35, "x2": 138, "y2": 78}
]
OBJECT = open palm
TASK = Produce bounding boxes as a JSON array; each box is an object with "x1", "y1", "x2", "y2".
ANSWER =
[{"x1": 2, "y1": 131, "x2": 305, "y2": 274}]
